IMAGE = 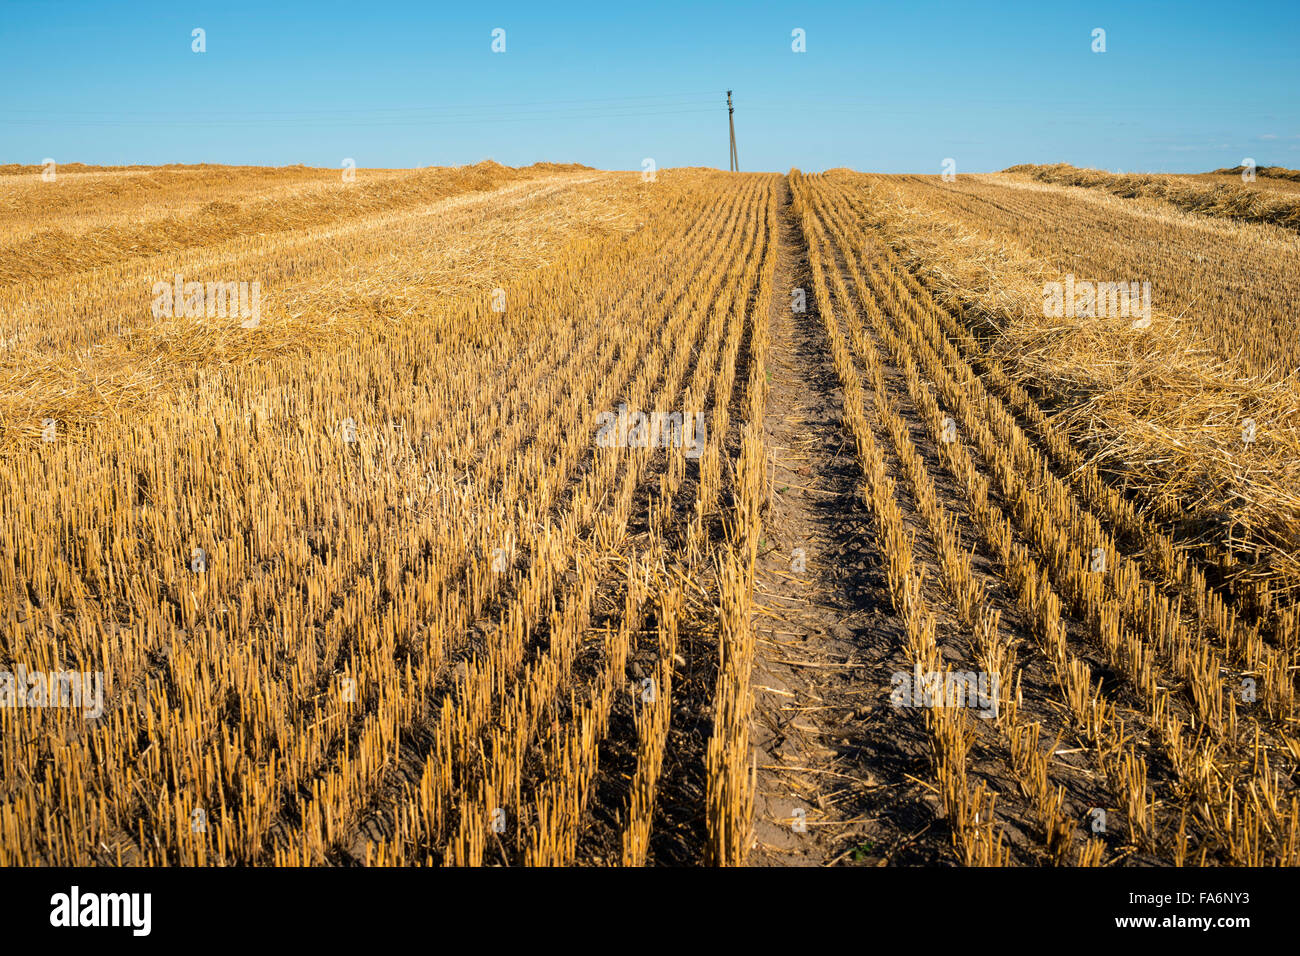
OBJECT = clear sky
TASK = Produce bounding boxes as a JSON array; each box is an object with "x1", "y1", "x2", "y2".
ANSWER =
[{"x1": 1, "y1": 0, "x2": 1296, "y2": 172}]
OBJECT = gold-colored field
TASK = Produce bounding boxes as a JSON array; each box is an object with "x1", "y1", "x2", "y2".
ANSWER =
[{"x1": 2, "y1": 162, "x2": 1296, "y2": 866}]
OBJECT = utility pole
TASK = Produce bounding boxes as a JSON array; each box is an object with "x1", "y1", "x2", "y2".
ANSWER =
[{"x1": 727, "y1": 90, "x2": 738, "y2": 172}]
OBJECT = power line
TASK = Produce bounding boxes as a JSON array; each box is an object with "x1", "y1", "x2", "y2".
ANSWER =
[
  {"x1": 0, "y1": 106, "x2": 722, "y2": 129},
  {"x1": 0, "y1": 90, "x2": 726, "y2": 119}
]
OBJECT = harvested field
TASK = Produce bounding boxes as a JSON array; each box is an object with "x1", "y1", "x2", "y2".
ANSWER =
[{"x1": 2, "y1": 162, "x2": 1296, "y2": 867}]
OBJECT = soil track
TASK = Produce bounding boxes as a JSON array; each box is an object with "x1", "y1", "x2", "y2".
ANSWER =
[{"x1": 749, "y1": 180, "x2": 940, "y2": 865}]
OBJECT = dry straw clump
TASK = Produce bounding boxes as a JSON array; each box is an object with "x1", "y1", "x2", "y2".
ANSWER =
[
  {"x1": 0, "y1": 167, "x2": 637, "y2": 448},
  {"x1": 0, "y1": 161, "x2": 561, "y2": 284},
  {"x1": 1006, "y1": 163, "x2": 1300, "y2": 231},
  {"x1": 1209, "y1": 164, "x2": 1300, "y2": 183},
  {"x1": 850, "y1": 170, "x2": 1300, "y2": 606}
]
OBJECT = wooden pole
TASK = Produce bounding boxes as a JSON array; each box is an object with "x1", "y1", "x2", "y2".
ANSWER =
[{"x1": 727, "y1": 90, "x2": 738, "y2": 172}]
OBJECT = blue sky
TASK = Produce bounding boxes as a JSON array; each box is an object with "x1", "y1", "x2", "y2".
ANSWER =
[{"x1": 1, "y1": 0, "x2": 1296, "y2": 172}]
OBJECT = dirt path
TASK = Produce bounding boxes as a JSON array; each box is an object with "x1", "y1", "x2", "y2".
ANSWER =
[{"x1": 748, "y1": 179, "x2": 939, "y2": 866}]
